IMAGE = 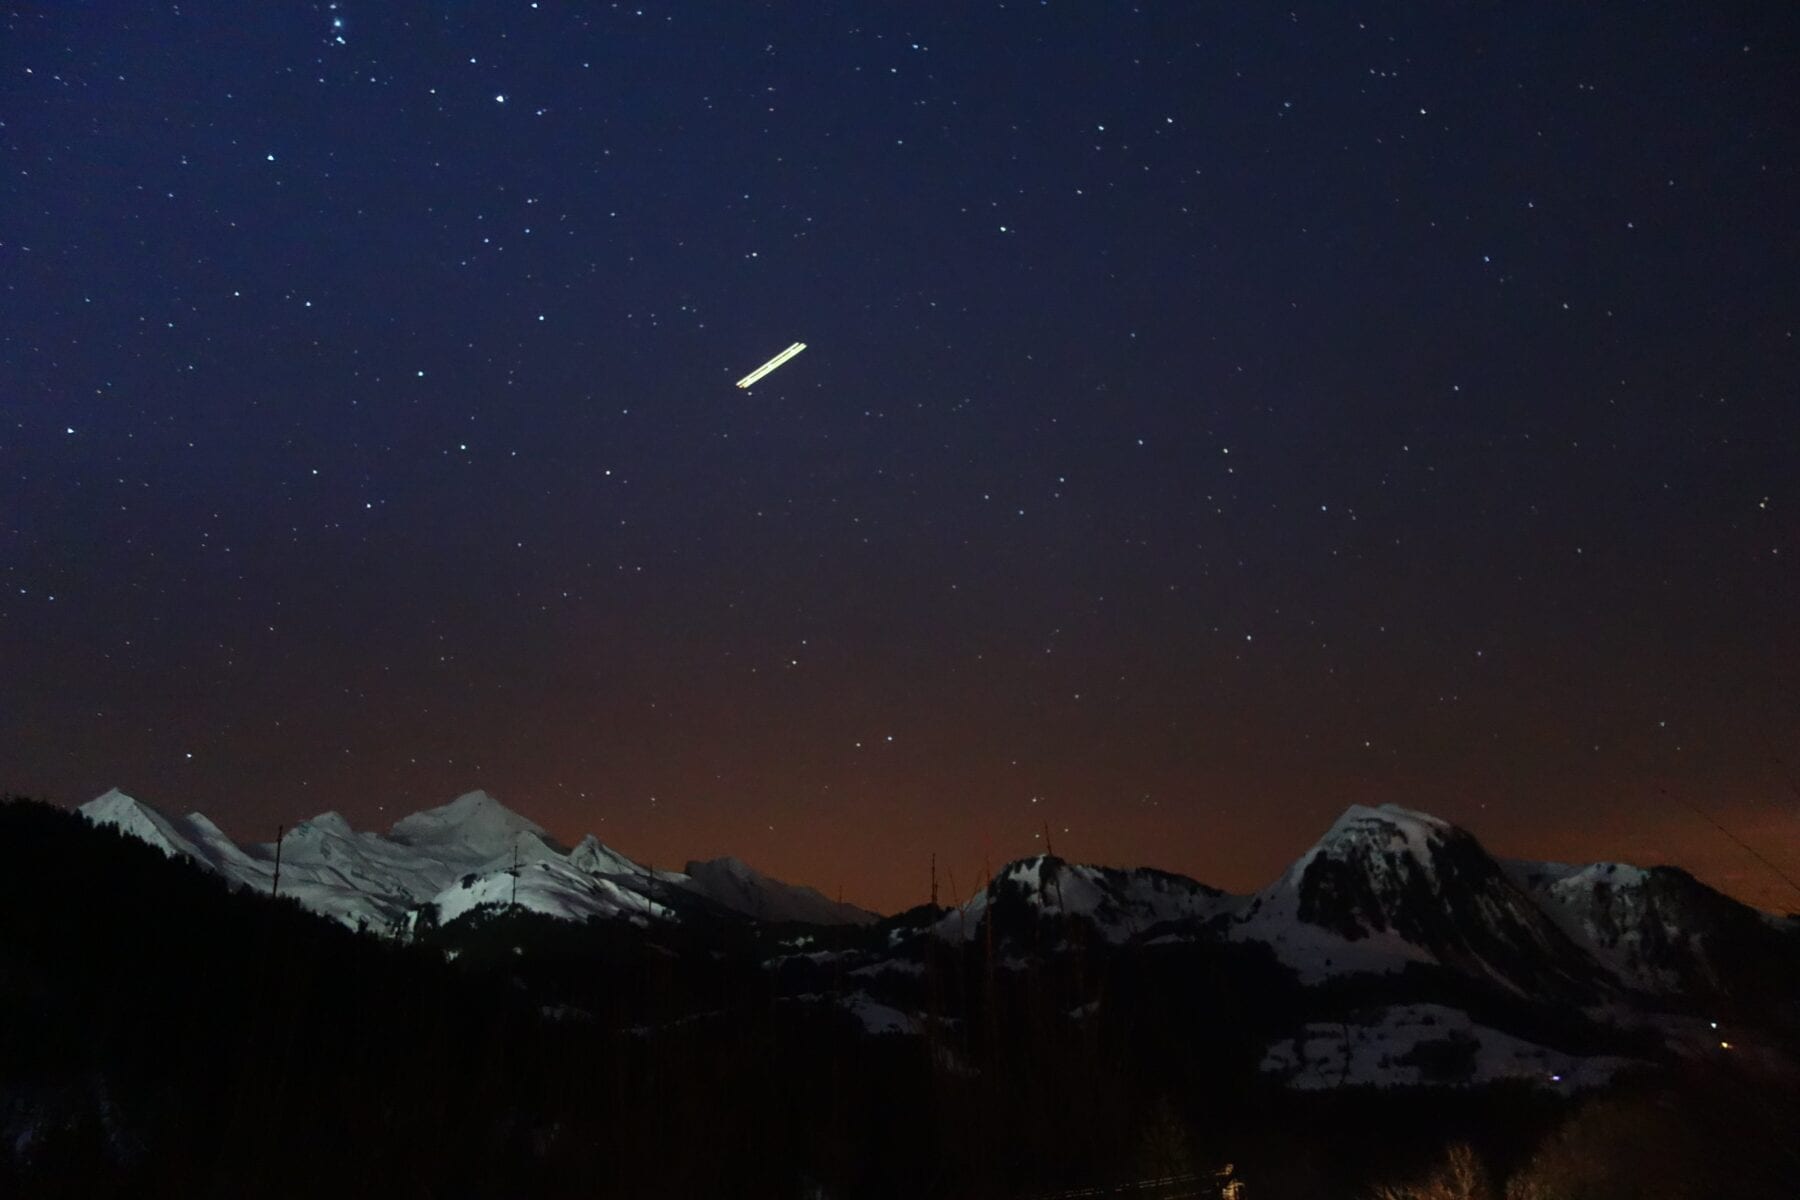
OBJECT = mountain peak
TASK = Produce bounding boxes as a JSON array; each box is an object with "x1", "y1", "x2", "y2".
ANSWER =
[
  {"x1": 82, "y1": 787, "x2": 151, "y2": 818},
  {"x1": 387, "y1": 790, "x2": 546, "y2": 860},
  {"x1": 79, "y1": 789, "x2": 211, "y2": 866},
  {"x1": 940, "y1": 854, "x2": 1231, "y2": 945},
  {"x1": 292, "y1": 810, "x2": 354, "y2": 838},
  {"x1": 567, "y1": 833, "x2": 647, "y2": 877},
  {"x1": 1317, "y1": 803, "x2": 1454, "y2": 853},
  {"x1": 1237, "y1": 803, "x2": 1600, "y2": 992}
]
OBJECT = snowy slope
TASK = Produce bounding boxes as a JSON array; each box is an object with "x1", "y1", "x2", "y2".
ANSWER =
[
  {"x1": 254, "y1": 808, "x2": 466, "y2": 931},
  {"x1": 388, "y1": 790, "x2": 550, "y2": 863},
  {"x1": 81, "y1": 789, "x2": 249, "y2": 873},
  {"x1": 81, "y1": 789, "x2": 545, "y2": 933},
  {"x1": 431, "y1": 858, "x2": 675, "y2": 926},
  {"x1": 568, "y1": 833, "x2": 652, "y2": 878}
]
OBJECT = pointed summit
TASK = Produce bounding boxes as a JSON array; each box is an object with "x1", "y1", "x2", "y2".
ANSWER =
[
  {"x1": 80, "y1": 789, "x2": 212, "y2": 865},
  {"x1": 568, "y1": 833, "x2": 648, "y2": 878},
  {"x1": 81, "y1": 787, "x2": 153, "y2": 820},
  {"x1": 387, "y1": 790, "x2": 548, "y2": 862},
  {"x1": 1234, "y1": 803, "x2": 1599, "y2": 992}
]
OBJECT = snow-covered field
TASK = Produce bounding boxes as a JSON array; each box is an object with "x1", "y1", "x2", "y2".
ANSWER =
[{"x1": 1258, "y1": 1003, "x2": 1641, "y2": 1092}]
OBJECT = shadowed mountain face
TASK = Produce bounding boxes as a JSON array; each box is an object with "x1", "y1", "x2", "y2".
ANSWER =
[
  {"x1": 1514, "y1": 860, "x2": 1800, "y2": 1004},
  {"x1": 680, "y1": 856, "x2": 872, "y2": 926},
  {"x1": 1275, "y1": 806, "x2": 1605, "y2": 998}
]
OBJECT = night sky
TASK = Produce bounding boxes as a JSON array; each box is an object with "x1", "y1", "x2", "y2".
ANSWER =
[{"x1": 5, "y1": 3, "x2": 1798, "y2": 914}]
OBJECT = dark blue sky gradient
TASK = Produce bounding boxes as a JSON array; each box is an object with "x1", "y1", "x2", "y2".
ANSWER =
[{"x1": 4, "y1": 3, "x2": 1797, "y2": 911}]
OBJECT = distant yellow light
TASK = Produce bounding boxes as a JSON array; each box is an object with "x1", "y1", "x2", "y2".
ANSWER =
[
  {"x1": 1719, "y1": 1041, "x2": 1732, "y2": 1050},
  {"x1": 736, "y1": 341, "x2": 807, "y2": 388}
]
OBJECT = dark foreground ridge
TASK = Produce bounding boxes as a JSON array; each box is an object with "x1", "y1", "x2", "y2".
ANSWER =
[{"x1": 3, "y1": 794, "x2": 1798, "y2": 1198}]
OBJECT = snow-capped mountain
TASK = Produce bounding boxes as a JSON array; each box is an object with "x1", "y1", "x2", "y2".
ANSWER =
[
  {"x1": 932, "y1": 855, "x2": 1234, "y2": 945},
  {"x1": 1509, "y1": 859, "x2": 1800, "y2": 1000},
  {"x1": 1228, "y1": 804, "x2": 1602, "y2": 994},
  {"x1": 79, "y1": 788, "x2": 875, "y2": 934},
  {"x1": 66, "y1": 786, "x2": 1800, "y2": 1100},
  {"x1": 80, "y1": 788, "x2": 257, "y2": 875},
  {"x1": 388, "y1": 788, "x2": 551, "y2": 860},
  {"x1": 909, "y1": 803, "x2": 1791, "y2": 1005},
  {"x1": 80, "y1": 789, "x2": 1791, "y2": 1008}
]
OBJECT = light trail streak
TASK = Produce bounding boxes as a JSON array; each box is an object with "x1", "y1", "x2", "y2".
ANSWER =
[{"x1": 735, "y1": 341, "x2": 807, "y2": 389}]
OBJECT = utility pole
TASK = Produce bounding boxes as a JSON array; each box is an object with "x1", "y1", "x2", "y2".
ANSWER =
[
  {"x1": 948, "y1": 867, "x2": 962, "y2": 937},
  {"x1": 271, "y1": 824, "x2": 284, "y2": 899},
  {"x1": 982, "y1": 856, "x2": 997, "y2": 1044},
  {"x1": 981, "y1": 855, "x2": 999, "y2": 1155},
  {"x1": 924, "y1": 850, "x2": 943, "y2": 1081},
  {"x1": 510, "y1": 835, "x2": 520, "y2": 911}
]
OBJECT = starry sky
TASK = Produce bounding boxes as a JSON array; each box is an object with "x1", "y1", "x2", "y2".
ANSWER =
[{"x1": 5, "y1": 2, "x2": 1798, "y2": 914}]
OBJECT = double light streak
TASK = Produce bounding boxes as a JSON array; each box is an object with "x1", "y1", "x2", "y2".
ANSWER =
[{"x1": 735, "y1": 341, "x2": 807, "y2": 389}]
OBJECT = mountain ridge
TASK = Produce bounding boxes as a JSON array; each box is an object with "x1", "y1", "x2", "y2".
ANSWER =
[
  {"x1": 79, "y1": 787, "x2": 878, "y2": 933},
  {"x1": 77, "y1": 790, "x2": 1796, "y2": 1004}
]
